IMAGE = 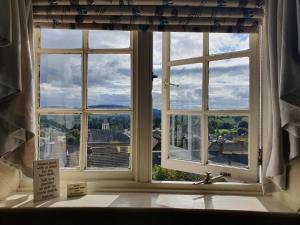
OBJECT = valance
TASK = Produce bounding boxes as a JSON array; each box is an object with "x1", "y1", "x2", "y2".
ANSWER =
[{"x1": 32, "y1": 0, "x2": 265, "y2": 33}]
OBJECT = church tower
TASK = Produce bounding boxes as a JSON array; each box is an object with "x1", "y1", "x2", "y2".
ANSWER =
[{"x1": 102, "y1": 119, "x2": 110, "y2": 130}]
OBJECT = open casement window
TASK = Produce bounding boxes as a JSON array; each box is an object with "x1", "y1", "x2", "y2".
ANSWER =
[{"x1": 161, "y1": 32, "x2": 260, "y2": 182}]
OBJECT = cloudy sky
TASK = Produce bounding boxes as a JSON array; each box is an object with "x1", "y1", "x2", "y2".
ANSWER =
[{"x1": 40, "y1": 29, "x2": 249, "y2": 110}]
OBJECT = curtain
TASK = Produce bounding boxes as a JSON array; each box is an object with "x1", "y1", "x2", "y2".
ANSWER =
[
  {"x1": 32, "y1": 0, "x2": 265, "y2": 33},
  {"x1": 0, "y1": 0, "x2": 35, "y2": 176},
  {"x1": 263, "y1": 0, "x2": 300, "y2": 191},
  {"x1": 0, "y1": 0, "x2": 11, "y2": 46}
]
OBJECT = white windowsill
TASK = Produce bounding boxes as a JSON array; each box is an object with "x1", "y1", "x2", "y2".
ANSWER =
[
  {"x1": 0, "y1": 192, "x2": 292, "y2": 213},
  {"x1": 18, "y1": 176, "x2": 263, "y2": 196}
]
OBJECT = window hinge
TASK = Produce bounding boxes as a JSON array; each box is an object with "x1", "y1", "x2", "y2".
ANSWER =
[{"x1": 258, "y1": 148, "x2": 263, "y2": 165}]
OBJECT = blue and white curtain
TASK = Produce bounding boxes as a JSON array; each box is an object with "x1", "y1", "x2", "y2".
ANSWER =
[{"x1": 32, "y1": 0, "x2": 265, "y2": 33}]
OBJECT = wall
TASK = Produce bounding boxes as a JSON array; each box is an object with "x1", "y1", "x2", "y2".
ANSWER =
[{"x1": 273, "y1": 158, "x2": 300, "y2": 212}]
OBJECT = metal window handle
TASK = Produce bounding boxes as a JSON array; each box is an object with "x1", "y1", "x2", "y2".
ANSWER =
[
  {"x1": 163, "y1": 80, "x2": 180, "y2": 88},
  {"x1": 152, "y1": 72, "x2": 158, "y2": 81},
  {"x1": 193, "y1": 172, "x2": 224, "y2": 185}
]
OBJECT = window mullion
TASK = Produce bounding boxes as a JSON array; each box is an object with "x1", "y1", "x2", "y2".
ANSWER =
[
  {"x1": 161, "y1": 32, "x2": 171, "y2": 174},
  {"x1": 34, "y1": 29, "x2": 41, "y2": 161},
  {"x1": 202, "y1": 33, "x2": 209, "y2": 165},
  {"x1": 80, "y1": 30, "x2": 89, "y2": 171}
]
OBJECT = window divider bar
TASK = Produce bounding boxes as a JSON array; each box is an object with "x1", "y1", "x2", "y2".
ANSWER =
[
  {"x1": 85, "y1": 109, "x2": 132, "y2": 114},
  {"x1": 36, "y1": 49, "x2": 83, "y2": 54},
  {"x1": 86, "y1": 49, "x2": 133, "y2": 54},
  {"x1": 37, "y1": 49, "x2": 132, "y2": 55},
  {"x1": 206, "y1": 50, "x2": 252, "y2": 61},
  {"x1": 204, "y1": 110, "x2": 250, "y2": 115},
  {"x1": 202, "y1": 33, "x2": 209, "y2": 166},
  {"x1": 80, "y1": 30, "x2": 89, "y2": 171},
  {"x1": 168, "y1": 57, "x2": 204, "y2": 67},
  {"x1": 160, "y1": 32, "x2": 171, "y2": 175},
  {"x1": 165, "y1": 110, "x2": 249, "y2": 116},
  {"x1": 34, "y1": 29, "x2": 41, "y2": 161},
  {"x1": 37, "y1": 108, "x2": 83, "y2": 114}
]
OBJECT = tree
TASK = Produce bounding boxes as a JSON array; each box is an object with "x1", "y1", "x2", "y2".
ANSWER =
[
  {"x1": 238, "y1": 120, "x2": 248, "y2": 129},
  {"x1": 208, "y1": 120, "x2": 218, "y2": 133},
  {"x1": 220, "y1": 122, "x2": 233, "y2": 129},
  {"x1": 66, "y1": 129, "x2": 80, "y2": 145}
]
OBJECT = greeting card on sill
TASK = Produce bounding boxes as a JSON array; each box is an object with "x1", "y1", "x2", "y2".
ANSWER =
[{"x1": 33, "y1": 159, "x2": 60, "y2": 202}]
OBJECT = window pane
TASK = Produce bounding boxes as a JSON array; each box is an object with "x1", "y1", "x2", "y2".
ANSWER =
[
  {"x1": 153, "y1": 32, "x2": 163, "y2": 110},
  {"x1": 89, "y1": 30, "x2": 130, "y2": 49},
  {"x1": 39, "y1": 115, "x2": 81, "y2": 168},
  {"x1": 209, "y1": 57, "x2": 249, "y2": 110},
  {"x1": 87, "y1": 114, "x2": 131, "y2": 170},
  {"x1": 88, "y1": 54, "x2": 131, "y2": 108},
  {"x1": 209, "y1": 33, "x2": 249, "y2": 55},
  {"x1": 171, "y1": 32, "x2": 203, "y2": 61},
  {"x1": 170, "y1": 63, "x2": 202, "y2": 110},
  {"x1": 41, "y1": 29, "x2": 82, "y2": 49},
  {"x1": 40, "y1": 54, "x2": 82, "y2": 109},
  {"x1": 169, "y1": 115, "x2": 201, "y2": 162},
  {"x1": 208, "y1": 116, "x2": 248, "y2": 167}
]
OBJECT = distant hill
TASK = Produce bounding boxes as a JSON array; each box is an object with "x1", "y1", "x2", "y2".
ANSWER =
[
  {"x1": 45, "y1": 104, "x2": 161, "y2": 119},
  {"x1": 89, "y1": 105, "x2": 161, "y2": 119},
  {"x1": 88, "y1": 104, "x2": 128, "y2": 109}
]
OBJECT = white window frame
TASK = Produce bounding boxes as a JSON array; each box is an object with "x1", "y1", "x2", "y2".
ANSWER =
[
  {"x1": 29, "y1": 29, "x2": 263, "y2": 193},
  {"x1": 34, "y1": 29, "x2": 137, "y2": 181},
  {"x1": 161, "y1": 32, "x2": 260, "y2": 183}
]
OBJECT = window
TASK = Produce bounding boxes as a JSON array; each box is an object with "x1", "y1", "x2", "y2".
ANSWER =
[
  {"x1": 35, "y1": 29, "x2": 260, "y2": 185},
  {"x1": 36, "y1": 29, "x2": 134, "y2": 174},
  {"x1": 156, "y1": 32, "x2": 260, "y2": 182}
]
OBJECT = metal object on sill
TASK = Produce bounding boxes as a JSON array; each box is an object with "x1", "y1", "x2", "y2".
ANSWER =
[{"x1": 193, "y1": 172, "x2": 224, "y2": 185}]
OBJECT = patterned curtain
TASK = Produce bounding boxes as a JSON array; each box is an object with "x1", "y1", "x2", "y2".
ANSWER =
[{"x1": 32, "y1": 0, "x2": 264, "y2": 33}]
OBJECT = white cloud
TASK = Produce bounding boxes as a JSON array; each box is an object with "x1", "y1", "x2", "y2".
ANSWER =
[
  {"x1": 171, "y1": 32, "x2": 203, "y2": 61},
  {"x1": 209, "y1": 33, "x2": 249, "y2": 55},
  {"x1": 40, "y1": 30, "x2": 251, "y2": 110},
  {"x1": 40, "y1": 54, "x2": 81, "y2": 87},
  {"x1": 89, "y1": 30, "x2": 130, "y2": 49},
  {"x1": 41, "y1": 29, "x2": 82, "y2": 49},
  {"x1": 88, "y1": 54, "x2": 131, "y2": 107},
  {"x1": 40, "y1": 83, "x2": 81, "y2": 108}
]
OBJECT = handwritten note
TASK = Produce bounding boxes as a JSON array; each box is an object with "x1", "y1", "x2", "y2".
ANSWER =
[{"x1": 33, "y1": 159, "x2": 60, "y2": 202}]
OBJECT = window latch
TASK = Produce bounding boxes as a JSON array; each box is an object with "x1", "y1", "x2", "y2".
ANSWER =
[
  {"x1": 152, "y1": 72, "x2": 158, "y2": 81},
  {"x1": 193, "y1": 172, "x2": 224, "y2": 185},
  {"x1": 163, "y1": 80, "x2": 180, "y2": 88}
]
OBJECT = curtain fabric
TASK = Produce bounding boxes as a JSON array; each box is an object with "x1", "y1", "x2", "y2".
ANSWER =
[
  {"x1": 263, "y1": 0, "x2": 300, "y2": 191},
  {"x1": 0, "y1": 0, "x2": 12, "y2": 47},
  {"x1": 0, "y1": 0, "x2": 35, "y2": 176},
  {"x1": 32, "y1": 0, "x2": 265, "y2": 33}
]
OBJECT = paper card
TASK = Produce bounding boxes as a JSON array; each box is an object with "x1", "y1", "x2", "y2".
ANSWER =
[
  {"x1": 33, "y1": 159, "x2": 60, "y2": 202},
  {"x1": 67, "y1": 183, "x2": 87, "y2": 198}
]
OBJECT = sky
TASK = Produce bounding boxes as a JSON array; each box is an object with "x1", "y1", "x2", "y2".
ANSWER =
[{"x1": 40, "y1": 29, "x2": 249, "y2": 110}]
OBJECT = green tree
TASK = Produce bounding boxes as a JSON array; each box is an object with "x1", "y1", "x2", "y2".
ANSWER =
[{"x1": 238, "y1": 120, "x2": 248, "y2": 129}]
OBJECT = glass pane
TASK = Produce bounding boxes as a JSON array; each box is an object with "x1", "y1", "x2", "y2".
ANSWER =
[
  {"x1": 153, "y1": 32, "x2": 163, "y2": 112},
  {"x1": 209, "y1": 33, "x2": 249, "y2": 55},
  {"x1": 88, "y1": 54, "x2": 131, "y2": 109},
  {"x1": 39, "y1": 115, "x2": 81, "y2": 168},
  {"x1": 169, "y1": 115, "x2": 201, "y2": 162},
  {"x1": 171, "y1": 32, "x2": 203, "y2": 61},
  {"x1": 209, "y1": 57, "x2": 249, "y2": 110},
  {"x1": 41, "y1": 29, "x2": 82, "y2": 49},
  {"x1": 170, "y1": 63, "x2": 202, "y2": 110},
  {"x1": 89, "y1": 30, "x2": 130, "y2": 49},
  {"x1": 87, "y1": 114, "x2": 131, "y2": 170},
  {"x1": 208, "y1": 116, "x2": 248, "y2": 167},
  {"x1": 40, "y1": 54, "x2": 82, "y2": 109}
]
